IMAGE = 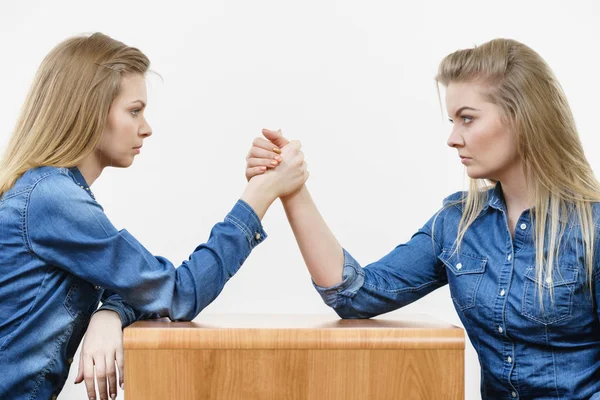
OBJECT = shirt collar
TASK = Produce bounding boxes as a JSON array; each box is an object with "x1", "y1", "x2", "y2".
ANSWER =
[
  {"x1": 484, "y1": 182, "x2": 505, "y2": 212},
  {"x1": 68, "y1": 166, "x2": 96, "y2": 200},
  {"x1": 482, "y1": 181, "x2": 571, "y2": 223}
]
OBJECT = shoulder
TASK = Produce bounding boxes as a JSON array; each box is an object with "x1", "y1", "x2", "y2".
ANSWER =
[
  {"x1": 592, "y1": 202, "x2": 600, "y2": 223},
  {"x1": 26, "y1": 167, "x2": 103, "y2": 222},
  {"x1": 442, "y1": 190, "x2": 467, "y2": 208}
]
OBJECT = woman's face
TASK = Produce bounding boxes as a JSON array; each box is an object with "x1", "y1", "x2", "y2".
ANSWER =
[
  {"x1": 96, "y1": 74, "x2": 152, "y2": 168},
  {"x1": 445, "y1": 81, "x2": 520, "y2": 181}
]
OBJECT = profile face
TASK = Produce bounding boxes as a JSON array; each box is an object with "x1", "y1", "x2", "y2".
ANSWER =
[
  {"x1": 96, "y1": 74, "x2": 152, "y2": 168},
  {"x1": 445, "y1": 81, "x2": 520, "y2": 182}
]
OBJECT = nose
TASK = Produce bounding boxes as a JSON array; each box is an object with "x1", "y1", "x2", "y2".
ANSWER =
[
  {"x1": 139, "y1": 116, "x2": 152, "y2": 138},
  {"x1": 446, "y1": 126, "x2": 464, "y2": 148}
]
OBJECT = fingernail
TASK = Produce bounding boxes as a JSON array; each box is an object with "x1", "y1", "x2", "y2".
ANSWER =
[
  {"x1": 270, "y1": 160, "x2": 278, "y2": 166},
  {"x1": 111, "y1": 394, "x2": 116, "y2": 399},
  {"x1": 121, "y1": 383, "x2": 125, "y2": 390},
  {"x1": 273, "y1": 147, "x2": 281, "y2": 154},
  {"x1": 274, "y1": 155, "x2": 282, "y2": 162},
  {"x1": 260, "y1": 166, "x2": 266, "y2": 171}
]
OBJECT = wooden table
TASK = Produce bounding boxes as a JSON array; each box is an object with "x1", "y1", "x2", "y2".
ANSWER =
[{"x1": 124, "y1": 314, "x2": 464, "y2": 399}]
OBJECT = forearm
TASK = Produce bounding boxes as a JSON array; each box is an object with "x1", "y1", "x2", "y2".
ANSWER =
[
  {"x1": 240, "y1": 181, "x2": 276, "y2": 220},
  {"x1": 281, "y1": 185, "x2": 344, "y2": 287}
]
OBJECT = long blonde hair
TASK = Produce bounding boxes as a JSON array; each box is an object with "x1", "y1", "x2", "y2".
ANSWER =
[
  {"x1": 436, "y1": 38, "x2": 600, "y2": 296},
  {"x1": 0, "y1": 32, "x2": 150, "y2": 197}
]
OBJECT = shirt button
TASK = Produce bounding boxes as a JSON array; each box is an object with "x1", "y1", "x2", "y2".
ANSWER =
[
  {"x1": 456, "y1": 262, "x2": 462, "y2": 270},
  {"x1": 507, "y1": 254, "x2": 512, "y2": 261},
  {"x1": 255, "y1": 232, "x2": 261, "y2": 240},
  {"x1": 512, "y1": 391, "x2": 517, "y2": 398},
  {"x1": 498, "y1": 326, "x2": 503, "y2": 334},
  {"x1": 500, "y1": 289, "x2": 506, "y2": 296},
  {"x1": 545, "y1": 277, "x2": 552, "y2": 284},
  {"x1": 507, "y1": 356, "x2": 512, "y2": 363},
  {"x1": 94, "y1": 285, "x2": 101, "y2": 290},
  {"x1": 520, "y1": 223, "x2": 527, "y2": 230}
]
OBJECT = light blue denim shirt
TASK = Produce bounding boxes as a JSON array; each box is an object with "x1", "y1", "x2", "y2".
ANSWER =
[
  {"x1": 0, "y1": 166, "x2": 267, "y2": 399},
  {"x1": 315, "y1": 183, "x2": 600, "y2": 400}
]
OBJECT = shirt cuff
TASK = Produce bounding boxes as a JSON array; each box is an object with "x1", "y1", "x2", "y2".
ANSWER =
[
  {"x1": 94, "y1": 302, "x2": 133, "y2": 329},
  {"x1": 226, "y1": 199, "x2": 268, "y2": 248},
  {"x1": 312, "y1": 248, "x2": 365, "y2": 308}
]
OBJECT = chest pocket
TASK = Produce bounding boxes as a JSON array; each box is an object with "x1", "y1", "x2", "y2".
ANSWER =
[
  {"x1": 521, "y1": 265, "x2": 578, "y2": 325},
  {"x1": 438, "y1": 250, "x2": 487, "y2": 311}
]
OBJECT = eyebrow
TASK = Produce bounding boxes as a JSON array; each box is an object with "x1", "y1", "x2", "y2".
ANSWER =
[
  {"x1": 130, "y1": 100, "x2": 146, "y2": 108},
  {"x1": 451, "y1": 106, "x2": 480, "y2": 117}
]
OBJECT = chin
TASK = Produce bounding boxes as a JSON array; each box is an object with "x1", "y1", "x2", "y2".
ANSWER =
[
  {"x1": 465, "y1": 167, "x2": 487, "y2": 180},
  {"x1": 106, "y1": 159, "x2": 134, "y2": 169}
]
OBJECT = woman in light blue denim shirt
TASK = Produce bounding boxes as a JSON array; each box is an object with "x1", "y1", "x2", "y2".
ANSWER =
[
  {"x1": 0, "y1": 33, "x2": 308, "y2": 400},
  {"x1": 249, "y1": 39, "x2": 600, "y2": 399}
]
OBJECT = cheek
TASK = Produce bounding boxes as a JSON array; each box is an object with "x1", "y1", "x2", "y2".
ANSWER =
[
  {"x1": 110, "y1": 115, "x2": 138, "y2": 139},
  {"x1": 480, "y1": 125, "x2": 517, "y2": 164},
  {"x1": 100, "y1": 116, "x2": 135, "y2": 150}
]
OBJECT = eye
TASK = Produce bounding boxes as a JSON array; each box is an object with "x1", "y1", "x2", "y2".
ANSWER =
[
  {"x1": 130, "y1": 109, "x2": 141, "y2": 117},
  {"x1": 461, "y1": 115, "x2": 473, "y2": 124}
]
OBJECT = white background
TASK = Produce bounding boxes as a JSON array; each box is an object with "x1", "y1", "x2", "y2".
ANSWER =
[{"x1": 1, "y1": 1, "x2": 599, "y2": 399}]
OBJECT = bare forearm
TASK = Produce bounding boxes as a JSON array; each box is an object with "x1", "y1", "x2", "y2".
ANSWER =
[
  {"x1": 240, "y1": 182, "x2": 277, "y2": 220},
  {"x1": 281, "y1": 185, "x2": 344, "y2": 287}
]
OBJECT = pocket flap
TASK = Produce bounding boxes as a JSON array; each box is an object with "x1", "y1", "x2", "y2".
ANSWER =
[
  {"x1": 524, "y1": 266, "x2": 578, "y2": 288},
  {"x1": 438, "y1": 250, "x2": 487, "y2": 276}
]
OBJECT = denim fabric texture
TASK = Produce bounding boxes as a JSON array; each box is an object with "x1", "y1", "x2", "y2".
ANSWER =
[
  {"x1": 0, "y1": 166, "x2": 266, "y2": 399},
  {"x1": 315, "y1": 183, "x2": 600, "y2": 399}
]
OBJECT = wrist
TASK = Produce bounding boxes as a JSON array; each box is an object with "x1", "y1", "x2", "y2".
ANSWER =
[
  {"x1": 240, "y1": 180, "x2": 277, "y2": 219},
  {"x1": 281, "y1": 184, "x2": 307, "y2": 204},
  {"x1": 93, "y1": 309, "x2": 122, "y2": 325}
]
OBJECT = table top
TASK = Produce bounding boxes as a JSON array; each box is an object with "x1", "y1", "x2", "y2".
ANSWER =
[{"x1": 124, "y1": 314, "x2": 464, "y2": 350}]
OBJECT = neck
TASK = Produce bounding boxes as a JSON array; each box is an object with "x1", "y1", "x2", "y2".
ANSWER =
[
  {"x1": 76, "y1": 153, "x2": 103, "y2": 186},
  {"x1": 497, "y1": 162, "x2": 532, "y2": 214}
]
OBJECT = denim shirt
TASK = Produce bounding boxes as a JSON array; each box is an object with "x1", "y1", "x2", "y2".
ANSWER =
[
  {"x1": 0, "y1": 166, "x2": 267, "y2": 399},
  {"x1": 315, "y1": 183, "x2": 600, "y2": 400}
]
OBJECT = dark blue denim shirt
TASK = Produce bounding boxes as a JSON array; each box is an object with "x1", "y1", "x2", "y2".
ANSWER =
[
  {"x1": 315, "y1": 183, "x2": 600, "y2": 400},
  {"x1": 0, "y1": 166, "x2": 267, "y2": 399}
]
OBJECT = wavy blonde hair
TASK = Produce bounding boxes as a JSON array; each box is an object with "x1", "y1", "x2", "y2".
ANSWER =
[
  {"x1": 0, "y1": 32, "x2": 150, "y2": 197},
  {"x1": 436, "y1": 38, "x2": 600, "y2": 297}
]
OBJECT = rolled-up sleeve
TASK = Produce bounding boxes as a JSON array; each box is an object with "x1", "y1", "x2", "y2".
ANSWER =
[{"x1": 313, "y1": 210, "x2": 449, "y2": 319}]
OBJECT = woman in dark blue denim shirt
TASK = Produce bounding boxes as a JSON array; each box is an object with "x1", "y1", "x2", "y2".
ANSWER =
[
  {"x1": 0, "y1": 33, "x2": 308, "y2": 400},
  {"x1": 248, "y1": 39, "x2": 600, "y2": 399}
]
